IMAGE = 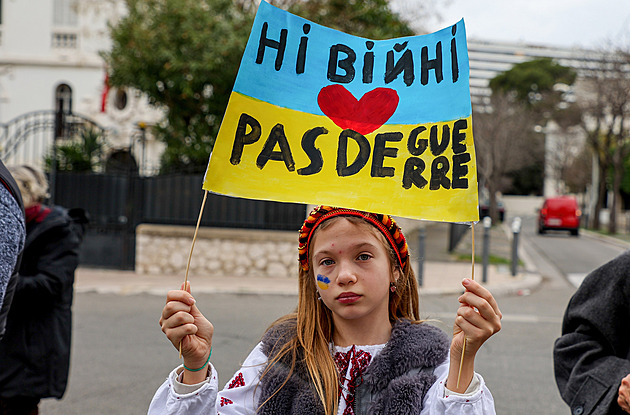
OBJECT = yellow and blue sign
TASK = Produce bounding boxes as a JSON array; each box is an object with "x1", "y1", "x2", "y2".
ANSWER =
[{"x1": 203, "y1": 1, "x2": 478, "y2": 222}]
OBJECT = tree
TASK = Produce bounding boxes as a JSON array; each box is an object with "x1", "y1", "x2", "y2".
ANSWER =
[
  {"x1": 564, "y1": 146, "x2": 592, "y2": 195},
  {"x1": 103, "y1": 0, "x2": 255, "y2": 173},
  {"x1": 281, "y1": 0, "x2": 414, "y2": 39},
  {"x1": 541, "y1": 100, "x2": 584, "y2": 195},
  {"x1": 579, "y1": 45, "x2": 630, "y2": 233},
  {"x1": 103, "y1": 0, "x2": 422, "y2": 174},
  {"x1": 506, "y1": 163, "x2": 544, "y2": 195},
  {"x1": 489, "y1": 58, "x2": 576, "y2": 111},
  {"x1": 478, "y1": 58, "x2": 579, "y2": 212},
  {"x1": 473, "y1": 93, "x2": 541, "y2": 222}
]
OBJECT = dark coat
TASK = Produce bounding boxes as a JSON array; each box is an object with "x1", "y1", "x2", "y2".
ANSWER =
[
  {"x1": 554, "y1": 251, "x2": 630, "y2": 415},
  {"x1": 0, "y1": 160, "x2": 24, "y2": 340},
  {"x1": 257, "y1": 318, "x2": 450, "y2": 415},
  {"x1": 0, "y1": 204, "x2": 85, "y2": 399}
]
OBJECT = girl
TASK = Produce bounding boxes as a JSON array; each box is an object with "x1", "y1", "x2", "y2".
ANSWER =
[{"x1": 149, "y1": 205, "x2": 502, "y2": 414}]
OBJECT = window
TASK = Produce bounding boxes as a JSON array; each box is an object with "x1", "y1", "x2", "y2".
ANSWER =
[
  {"x1": 53, "y1": 0, "x2": 78, "y2": 27},
  {"x1": 54, "y1": 84, "x2": 73, "y2": 138},
  {"x1": 55, "y1": 84, "x2": 73, "y2": 114},
  {"x1": 52, "y1": 0, "x2": 78, "y2": 49},
  {"x1": 114, "y1": 88, "x2": 128, "y2": 110}
]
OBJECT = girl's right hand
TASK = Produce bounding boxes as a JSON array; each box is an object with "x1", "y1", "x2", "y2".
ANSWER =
[{"x1": 159, "y1": 282, "x2": 214, "y2": 380}]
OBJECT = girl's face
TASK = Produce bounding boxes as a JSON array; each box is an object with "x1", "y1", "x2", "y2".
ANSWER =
[{"x1": 311, "y1": 218, "x2": 399, "y2": 328}]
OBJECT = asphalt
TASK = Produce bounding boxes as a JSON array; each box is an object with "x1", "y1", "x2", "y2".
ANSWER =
[{"x1": 74, "y1": 220, "x2": 543, "y2": 297}]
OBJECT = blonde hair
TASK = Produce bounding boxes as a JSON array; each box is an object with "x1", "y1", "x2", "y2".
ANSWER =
[
  {"x1": 8, "y1": 164, "x2": 49, "y2": 208},
  {"x1": 260, "y1": 216, "x2": 421, "y2": 415}
]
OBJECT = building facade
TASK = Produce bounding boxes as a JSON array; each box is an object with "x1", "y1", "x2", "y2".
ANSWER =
[{"x1": 0, "y1": 0, "x2": 163, "y2": 174}]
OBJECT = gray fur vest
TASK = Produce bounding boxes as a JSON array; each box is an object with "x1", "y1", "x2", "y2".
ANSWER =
[{"x1": 257, "y1": 318, "x2": 450, "y2": 415}]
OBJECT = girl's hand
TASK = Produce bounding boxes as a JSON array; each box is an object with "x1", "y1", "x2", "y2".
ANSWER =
[
  {"x1": 159, "y1": 282, "x2": 214, "y2": 383},
  {"x1": 452, "y1": 278, "x2": 502, "y2": 355},
  {"x1": 618, "y1": 373, "x2": 630, "y2": 413},
  {"x1": 447, "y1": 278, "x2": 502, "y2": 392}
]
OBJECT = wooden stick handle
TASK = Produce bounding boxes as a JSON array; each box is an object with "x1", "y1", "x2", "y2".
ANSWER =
[
  {"x1": 184, "y1": 190, "x2": 209, "y2": 287},
  {"x1": 179, "y1": 190, "x2": 209, "y2": 359},
  {"x1": 471, "y1": 223, "x2": 475, "y2": 281},
  {"x1": 457, "y1": 339, "x2": 467, "y2": 388},
  {"x1": 456, "y1": 223, "x2": 475, "y2": 389}
]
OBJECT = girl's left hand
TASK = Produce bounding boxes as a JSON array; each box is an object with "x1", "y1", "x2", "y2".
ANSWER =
[
  {"x1": 452, "y1": 278, "x2": 502, "y2": 356},
  {"x1": 447, "y1": 278, "x2": 502, "y2": 392}
]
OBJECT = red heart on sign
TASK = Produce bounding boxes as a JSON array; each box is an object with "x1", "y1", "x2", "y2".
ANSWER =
[{"x1": 317, "y1": 85, "x2": 399, "y2": 135}]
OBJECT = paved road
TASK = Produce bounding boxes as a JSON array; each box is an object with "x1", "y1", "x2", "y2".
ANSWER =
[{"x1": 521, "y1": 215, "x2": 627, "y2": 288}]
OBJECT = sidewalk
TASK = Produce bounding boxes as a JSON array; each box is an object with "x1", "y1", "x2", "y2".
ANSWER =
[{"x1": 74, "y1": 220, "x2": 542, "y2": 297}]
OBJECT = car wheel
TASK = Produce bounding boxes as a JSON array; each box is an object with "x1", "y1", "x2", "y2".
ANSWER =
[{"x1": 570, "y1": 228, "x2": 579, "y2": 236}]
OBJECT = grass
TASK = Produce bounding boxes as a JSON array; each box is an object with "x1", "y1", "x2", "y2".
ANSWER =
[
  {"x1": 588, "y1": 228, "x2": 630, "y2": 243},
  {"x1": 456, "y1": 253, "x2": 524, "y2": 266}
]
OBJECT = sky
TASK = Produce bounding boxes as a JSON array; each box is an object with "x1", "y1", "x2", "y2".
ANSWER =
[{"x1": 422, "y1": 0, "x2": 630, "y2": 49}]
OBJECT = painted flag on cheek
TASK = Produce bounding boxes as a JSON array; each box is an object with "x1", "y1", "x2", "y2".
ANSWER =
[{"x1": 203, "y1": 0, "x2": 479, "y2": 222}]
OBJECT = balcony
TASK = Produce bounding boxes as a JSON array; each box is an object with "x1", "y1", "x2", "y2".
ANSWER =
[{"x1": 51, "y1": 32, "x2": 78, "y2": 49}]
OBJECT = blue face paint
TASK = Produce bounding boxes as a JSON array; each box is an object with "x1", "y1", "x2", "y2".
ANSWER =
[{"x1": 317, "y1": 274, "x2": 331, "y2": 290}]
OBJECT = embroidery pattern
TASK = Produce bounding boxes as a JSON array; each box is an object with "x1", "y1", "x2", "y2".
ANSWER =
[
  {"x1": 220, "y1": 397, "x2": 234, "y2": 407},
  {"x1": 228, "y1": 372, "x2": 245, "y2": 389},
  {"x1": 334, "y1": 346, "x2": 373, "y2": 415}
]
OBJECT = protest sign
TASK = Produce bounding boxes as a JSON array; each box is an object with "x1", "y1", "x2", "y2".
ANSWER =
[{"x1": 203, "y1": 0, "x2": 478, "y2": 222}]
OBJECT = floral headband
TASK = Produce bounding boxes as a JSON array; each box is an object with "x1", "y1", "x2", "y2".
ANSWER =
[{"x1": 298, "y1": 205, "x2": 409, "y2": 272}]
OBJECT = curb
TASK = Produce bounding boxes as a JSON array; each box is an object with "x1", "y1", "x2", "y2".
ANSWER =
[
  {"x1": 579, "y1": 228, "x2": 630, "y2": 250},
  {"x1": 417, "y1": 271, "x2": 543, "y2": 297}
]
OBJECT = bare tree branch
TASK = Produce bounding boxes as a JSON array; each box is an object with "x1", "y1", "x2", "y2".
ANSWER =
[{"x1": 473, "y1": 92, "x2": 541, "y2": 222}]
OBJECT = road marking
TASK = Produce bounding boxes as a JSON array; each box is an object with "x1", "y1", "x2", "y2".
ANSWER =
[{"x1": 567, "y1": 273, "x2": 587, "y2": 288}]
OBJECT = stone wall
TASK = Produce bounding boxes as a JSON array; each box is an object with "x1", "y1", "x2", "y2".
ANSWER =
[
  {"x1": 135, "y1": 224, "x2": 300, "y2": 278},
  {"x1": 135, "y1": 216, "x2": 425, "y2": 278}
]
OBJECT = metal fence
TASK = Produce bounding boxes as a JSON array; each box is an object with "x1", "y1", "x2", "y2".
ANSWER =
[
  {"x1": 0, "y1": 110, "x2": 108, "y2": 166},
  {"x1": 140, "y1": 175, "x2": 307, "y2": 230},
  {"x1": 54, "y1": 172, "x2": 307, "y2": 269}
]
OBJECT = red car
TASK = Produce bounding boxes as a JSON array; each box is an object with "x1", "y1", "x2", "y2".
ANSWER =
[{"x1": 538, "y1": 196, "x2": 581, "y2": 236}]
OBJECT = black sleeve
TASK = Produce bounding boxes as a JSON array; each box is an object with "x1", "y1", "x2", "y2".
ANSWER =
[
  {"x1": 554, "y1": 252, "x2": 630, "y2": 415},
  {"x1": 14, "y1": 222, "x2": 80, "y2": 308}
]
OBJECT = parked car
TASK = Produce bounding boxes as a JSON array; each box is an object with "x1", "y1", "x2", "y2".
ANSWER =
[
  {"x1": 479, "y1": 198, "x2": 505, "y2": 222},
  {"x1": 537, "y1": 196, "x2": 581, "y2": 236}
]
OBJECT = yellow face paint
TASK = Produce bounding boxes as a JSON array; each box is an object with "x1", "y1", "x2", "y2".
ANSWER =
[{"x1": 317, "y1": 274, "x2": 330, "y2": 290}]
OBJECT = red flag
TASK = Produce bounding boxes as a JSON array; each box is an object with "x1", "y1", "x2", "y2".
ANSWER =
[{"x1": 100, "y1": 72, "x2": 110, "y2": 113}]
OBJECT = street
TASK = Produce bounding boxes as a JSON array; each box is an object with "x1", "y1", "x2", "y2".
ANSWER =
[
  {"x1": 39, "y1": 215, "x2": 629, "y2": 415},
  {"x1": 521, "y1": 215, "x2": 628, "y2": 288}
]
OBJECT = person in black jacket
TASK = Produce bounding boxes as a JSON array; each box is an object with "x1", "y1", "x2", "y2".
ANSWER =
[
  {"x1": 0, "y1": 164, "x2": 87, "y2": 415},
  {"x1": 0, "y1": 160, "x2": 25, "y2": 341},
  {"x1": 554, "y1": 251, "x2": 630, "y2": 415}
]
